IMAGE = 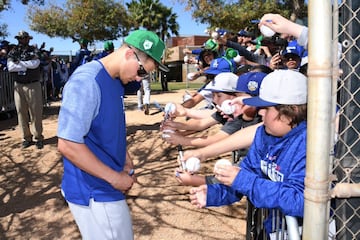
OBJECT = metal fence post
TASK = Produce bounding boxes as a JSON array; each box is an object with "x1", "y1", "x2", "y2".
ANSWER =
[{"x1": 303, "y1": 0, "x2": 333, "y2": 239}]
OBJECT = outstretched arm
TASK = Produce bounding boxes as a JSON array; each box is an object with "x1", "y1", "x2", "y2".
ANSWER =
[
  {"x1": 183, "y1": 122, "x2": 262, "y2": 161},
  {"x1": 259, "y1": 13, "x2": 308, "y2": 47}
]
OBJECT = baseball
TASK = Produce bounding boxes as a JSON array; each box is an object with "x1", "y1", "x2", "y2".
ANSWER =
[
  {"x1": 221, "y1": 100, "x2": 235, "y2": 115},
  {"x1": 162, "y1": 129, "x2": 174, "y2": 138},
  {"x1": 260, "y1": 25, "x2": 275, "y2": 37},
  {"x1": 187, "y1": 72, "x2": 197, "y2": 80},
  {"x1": 183, "y1": 93, "x2": 192, "y2": 102},
  {"x1": 214, "y1": 159, "x2": 232, "y2": 172},
  {"x1": 186, "y1": 157, "x2": 201, "y2": 173},
  {"x1": 211, "y1": 31, "x2": 219, "y2": 40},
  {"x1": 164, "y1": 102, "x2": 176, "y2": 114},
  {"x1": 183, "y1": 55, "x2": 189, "y2": 63},
  {"x1": 233, "y1": 54, "x2": 242, "y2": 63}
]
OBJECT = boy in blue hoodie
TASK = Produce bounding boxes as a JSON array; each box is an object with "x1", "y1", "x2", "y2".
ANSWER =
[{"x1": 189, "y1": 69, "x2": 307, "y2": 236}]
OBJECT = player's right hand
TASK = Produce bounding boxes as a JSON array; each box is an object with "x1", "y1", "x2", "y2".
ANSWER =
[{"x1": 109, "y1": 171, "x2": 135, "y2": 193}]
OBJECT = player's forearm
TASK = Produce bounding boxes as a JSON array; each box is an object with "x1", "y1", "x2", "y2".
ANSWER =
[{"x1": 58, "y1": 138, "x2": 119, "y2": 183}]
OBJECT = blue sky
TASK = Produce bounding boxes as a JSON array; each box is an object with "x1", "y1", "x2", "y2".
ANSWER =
[{"x1": 1, "y1": 0, "x2": 208, "y2": 54}]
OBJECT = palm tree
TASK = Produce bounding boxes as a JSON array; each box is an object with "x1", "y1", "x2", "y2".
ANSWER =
[
  {"x1": 127, "y1": 0, "x2": 179, "y2": 41},
  {"x1": 127, "y1": 0, "x2": 180, "y2": 91}
]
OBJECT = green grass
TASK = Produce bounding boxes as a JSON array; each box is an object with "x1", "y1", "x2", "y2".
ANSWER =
[{"x1": 150, "y1": 82, "x2": 204, "y2": 91}]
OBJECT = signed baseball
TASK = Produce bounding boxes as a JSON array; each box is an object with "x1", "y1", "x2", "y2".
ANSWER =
[
  {"x1": 214, "y1": 159, "x2": 232, "y2": 172},
  {"x1": 260, "y1": 25, "x2": 275, "y2": 37},
  {"x1": 186, "y1": 157, "x2": 201, "y2": 173},
  {"x1": 164, "y1": 102, "x2": 176, "y2": 114},
  {"x1": 162, "y1": 129, "x2": 174, "y2": 138},
  {"x1": 221, "y1": 100, "x2": 235, "y2": 115}
]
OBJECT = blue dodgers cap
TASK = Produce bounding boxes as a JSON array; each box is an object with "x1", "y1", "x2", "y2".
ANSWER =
[
  {"x1": 235, "y1": 72, "x2": 267, "y2": 96},
  {"x1": 243, "y1": 70, "x2": 307, "y2": 107},
  {"x1": 204, "y1": 57, "x2": 236, "y2": 75},
  {"x1": 237, "y1": 30, "x2": 247, "y2": 36},
  {"x1": 282, "y1": 41, "x2": 303, "y2": 57}
]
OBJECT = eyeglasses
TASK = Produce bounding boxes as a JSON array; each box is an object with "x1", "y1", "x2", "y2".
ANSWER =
[{"x1": 128, "y1": 46, "x2": 148, "y2": 78}]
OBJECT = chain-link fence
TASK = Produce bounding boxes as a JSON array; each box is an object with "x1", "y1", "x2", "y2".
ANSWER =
[
  {"x1": 330, "y1": 0, "x2": 360, "y2": 239},
  {"x1": 245, "y1": 1, "x2": 359, "y2": 239}
]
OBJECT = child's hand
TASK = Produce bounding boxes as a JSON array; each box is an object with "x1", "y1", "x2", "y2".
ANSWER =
[
  {"x1": 230, "y1": 96, "x2": 249, "y2": 118},
  {"x1": 189, "y1": 185, "x2": 207, "y2": 208},
  {"x1": 214, "y1": 165, "x2": 240, "y2": 186},
  {"x1": 163, "y1": 131, "x2": 183, "y2": 145},
  {"x1": 175, "y1": 169, "x2": 205, "y2": 186},
  {"x1": 171, "y1": 103, "x2": 187, "y2": 117},
  {"x1": 183, "y1": 149, "x2": 205, "y2": 162},
  {"x1": 175, "y1": 169, "x2": 194, "y2": 185}
]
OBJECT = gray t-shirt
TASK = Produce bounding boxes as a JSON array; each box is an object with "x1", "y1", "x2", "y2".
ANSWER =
[{"x1": 211, "y1": 111, "x2": 261, "y2": 135}]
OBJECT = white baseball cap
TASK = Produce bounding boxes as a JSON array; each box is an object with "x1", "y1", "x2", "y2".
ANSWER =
[
  {"x1": 243, "y1": 70, "x2": 307, "y2": 107},
  {"x1": 203, "y1": 72, "x2": 238, "y2": 92}
]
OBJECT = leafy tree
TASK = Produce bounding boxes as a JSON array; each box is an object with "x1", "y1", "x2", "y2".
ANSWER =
[
  {"x1": 181, "y1": 0, "x2": 306, "y2": 33},
  {"x1": 27, "y1": 0, "x2": 134, "y2": 43},
  {"x1": 0, "y1": 23, "x2": 8, "y2": 39},
  {"x1": 0, "y1": 0, "x2": 45, "y2": 11},
  {"x1": 0, "y1": 0, "x2": 45, "y2": 38}
]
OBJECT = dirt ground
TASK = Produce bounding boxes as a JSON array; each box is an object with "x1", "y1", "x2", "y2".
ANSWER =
[{"x1": 0, "y1": 89, "x2": 247, "y2": 240}]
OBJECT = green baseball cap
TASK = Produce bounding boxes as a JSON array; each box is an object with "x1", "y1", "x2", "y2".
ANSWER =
[
  {"x1": 204, "y1": 39, "x2": 218, "y2": 51},
  {"x1": 125, "y1": 30, "x2": 169, "y2": 72},
  {"x1": 79, "y1": 38, "x2": 89, "y2": 45}
]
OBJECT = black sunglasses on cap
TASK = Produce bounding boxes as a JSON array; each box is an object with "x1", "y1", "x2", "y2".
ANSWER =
[{"x1": 128, "y1": 46, "x2": 149, "y2": 78}]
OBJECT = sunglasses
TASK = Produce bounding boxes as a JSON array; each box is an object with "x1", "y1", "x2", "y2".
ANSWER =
[
  {"x1": 128, "y1": 46, "x2": 148, "y2": 78},
  {"x1": 282, "y1": 54, "x2": 300, "y2": 62}
]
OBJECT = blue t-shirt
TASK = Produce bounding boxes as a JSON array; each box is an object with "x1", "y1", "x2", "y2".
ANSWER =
[{"x1": 58, "y1": 60, "x2": 127, "y2": 206}]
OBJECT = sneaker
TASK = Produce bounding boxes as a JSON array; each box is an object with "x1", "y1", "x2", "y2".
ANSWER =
[
  {"x1": 144, "y1": 104, "x2": 150, "y2": 115},
  {"x1": 36, "y1": 141, "x2": 44, "y2": 149},
  {"x1": 22, "y1": 140, "x2": 32, "y2": 148}
]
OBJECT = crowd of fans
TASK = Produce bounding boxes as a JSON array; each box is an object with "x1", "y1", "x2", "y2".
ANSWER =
[
  {"x1": 1, "y1": 38, "x2": 69, "y2": 101},
  {"x1": 1, "y1": 14, "x2": 340, "y2": 239},
  {"x1": 0, "y1": 37, "x2": 115, "y2": 102},
  {"x1": 0, "y1": 22, "x2": 308, "y2": 105}
]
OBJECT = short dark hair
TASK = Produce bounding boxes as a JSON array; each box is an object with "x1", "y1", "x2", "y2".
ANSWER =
[
  {"x1": 126, "y1": 44, "x2": 150, "y2": 62},
  {"x1": 274, "y1": 104, "x2": 307, "y2": 128},
  {"x1": 250, "y1": 64, "x2": 273, "y2": 74}
]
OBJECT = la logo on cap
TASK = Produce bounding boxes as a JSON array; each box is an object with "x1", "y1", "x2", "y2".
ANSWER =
[
  {"x1": 143, "y1": 40, "x2": 153, "y2": 50},
  {"x1": 212, "y1": 59, "x2": 219, "y2": 68}
]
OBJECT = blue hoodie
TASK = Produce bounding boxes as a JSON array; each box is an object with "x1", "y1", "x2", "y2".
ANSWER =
[{"x1": 206, "y1": 121, "x2": 307, "y2": 232}]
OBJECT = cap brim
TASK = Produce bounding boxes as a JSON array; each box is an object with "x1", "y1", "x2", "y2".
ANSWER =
[
  {"x1": 221, "y1": 88, "x2": 239, "y2": 93},
  {"x1": 203, "y1": 88, "x2": 220, "y2": 92},
  {"x1": 15, "y1": 36, "x2": 33, "y2": 39},
  {"x1": 243, "y1": 97, "x2": 277, "y2": 107},
  {"x1": 158, "y1": 63, "x2": 169, "y2": 72},
  {"x1": 204, "y1": 69, "x2": 221, "y2": 75}
]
